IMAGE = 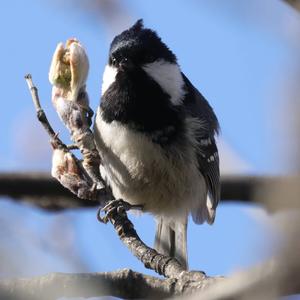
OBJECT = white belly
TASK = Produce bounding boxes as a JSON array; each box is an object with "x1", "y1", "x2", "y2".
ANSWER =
[{"x1": 94, "y1": 110, "x2": 207, "y2": 218}]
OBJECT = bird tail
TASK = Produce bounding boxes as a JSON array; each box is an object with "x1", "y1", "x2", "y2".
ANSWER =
[{"x1": 154, "y1": 216, "x2": 188, "y2": 270}]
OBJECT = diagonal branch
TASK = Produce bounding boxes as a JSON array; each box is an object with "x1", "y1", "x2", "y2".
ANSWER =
[{"x1": 104, "y1": 203, "x2": 187, "y2": 278}]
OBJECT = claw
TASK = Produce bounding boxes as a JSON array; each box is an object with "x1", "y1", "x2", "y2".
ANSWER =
[
  {"x1": 97, "y1": 199, "x2": 143, "y2": 224},
  {"x1": 97, "y1": 206, "x2": 108, "y2": 223}
]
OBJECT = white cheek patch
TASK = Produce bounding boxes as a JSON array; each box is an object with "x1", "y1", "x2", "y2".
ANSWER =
[
  {"x1": 142, "y1": 60, "x2": 186, "y2": 106},
  {"x1": 101, "y1": 64, "x2": 118, "y2": 95}
]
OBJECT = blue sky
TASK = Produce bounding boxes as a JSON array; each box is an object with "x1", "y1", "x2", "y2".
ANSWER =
[{"x1": 0, "y1": 0, "x2": 299, "y2": 280}]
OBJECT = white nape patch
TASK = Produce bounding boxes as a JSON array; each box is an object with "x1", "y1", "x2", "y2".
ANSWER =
[
  {"x1": 101, "y1": 64, "x2": 117, "y2": 96},
  {"x1": 142, "y1": 60, "x2": 186, "y2": 106}
]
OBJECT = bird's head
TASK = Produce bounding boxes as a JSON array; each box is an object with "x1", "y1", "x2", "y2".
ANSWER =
[
  {"x1": 108, "y1": 19, "x2": 177, "y2": 71},
  {"x1": 102, "y1": 20, "x2": 185, "y2": 106}
]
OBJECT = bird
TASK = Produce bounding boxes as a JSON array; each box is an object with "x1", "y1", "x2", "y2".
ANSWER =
[{"x1": 94, "y1": 19, "x2": 220, "y2": 269}]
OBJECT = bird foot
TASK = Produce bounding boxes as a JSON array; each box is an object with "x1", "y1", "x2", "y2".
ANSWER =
[{"x1": 97, "y1": 199, "x2": 143, "y2": 224}]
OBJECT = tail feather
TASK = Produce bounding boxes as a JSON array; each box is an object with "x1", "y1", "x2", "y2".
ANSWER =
[{"x1": 154, "y1": 217, "x2": 188, "y2": 270}]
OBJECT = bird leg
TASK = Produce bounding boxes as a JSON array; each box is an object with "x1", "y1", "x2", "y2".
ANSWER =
[{"x1": 97, "y1": 199, "x2": 144, "y2": 224}]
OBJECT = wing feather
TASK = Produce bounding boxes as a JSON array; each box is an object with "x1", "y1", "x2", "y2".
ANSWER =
[{"x1": 182, "y1": 73, "x2": 220, "y2": 224}]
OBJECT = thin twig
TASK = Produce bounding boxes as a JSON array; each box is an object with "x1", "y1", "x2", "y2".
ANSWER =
[{"x1": 24, "y1": 74, "x2": 57, "y2": 139}]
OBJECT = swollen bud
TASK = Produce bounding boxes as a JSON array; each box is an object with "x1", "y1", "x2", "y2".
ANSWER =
[
  {"x1": 49, "y1": 39, "x2": 89, "y2": 101},
  {"x1": 51, "y1": 144, "x2": 96, "y2": 200}
]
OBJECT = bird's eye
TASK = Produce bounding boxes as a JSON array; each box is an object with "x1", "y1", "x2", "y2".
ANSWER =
[{"x1": 110, "y1": 57, "x2": 117, "y2": 66}]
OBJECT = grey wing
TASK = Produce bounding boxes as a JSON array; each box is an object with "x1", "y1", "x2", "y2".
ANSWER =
[{"x1": 182, "y1": 73, "x2": 220, "y2": 224}]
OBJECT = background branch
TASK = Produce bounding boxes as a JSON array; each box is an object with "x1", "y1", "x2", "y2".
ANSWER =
[
  {"x1": 0, "y1": 172, "x2": 95, "y2": 210},
  {"x1": 185, "y1": 258, "x2": 300, "y2": 300},
  {"x1": 283, "y1": 0, "x2": 300, "y2": 11},
  {"x1": 1, "y1": 258, "x2": 300, "y2": 300},
  {"x1": 0, "y1": 172, "x2": 295, "y2": 211},
  {"x1": 0, "y1": 269, "x2": 224, "y2": 300},
  {"x1": 0, "y1": 269, "x2": 173, "y2": 300}
]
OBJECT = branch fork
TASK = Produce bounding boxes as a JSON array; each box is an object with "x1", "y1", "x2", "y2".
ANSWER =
[
  {"x1": 24, "y1": 70, "x2": 216, "y2": 297},
  {"x1": 23, "y1": 39, "x2": 223, "y2": 298}
]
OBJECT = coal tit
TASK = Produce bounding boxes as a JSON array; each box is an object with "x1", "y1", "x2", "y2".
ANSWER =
[{"x1": 94, "y1": 20, "x2": 220, "y2": 269}]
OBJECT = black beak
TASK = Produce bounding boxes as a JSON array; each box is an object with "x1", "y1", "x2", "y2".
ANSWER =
[{"x1": 119, "y1": 58, "x2": 134, "y2": 71}]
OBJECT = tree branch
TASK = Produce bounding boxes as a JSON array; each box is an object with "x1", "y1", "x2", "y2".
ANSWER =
[
  {"x1": 186, "y1": 247, "x2": 300, "y2": 300},
  {"x1": 0, "y1": 172, "x2": 296, "y2": 211},
  {"x1": 102, "y1": 200, "x2": 188, "y2": 278},
  {"x1": 283, "y1": 0, "x2": 300, "y2": 12},
  {"x1": 0, "y1": 269, "x2": 224, "y2": 300},
  {"x1": 2, "y1": 257, "x2": 300, "y2": 300},
  {"x1": 0, "y1": 269, "x2": 170, "y2": 300},
  {"x1": 24, "y1": 74, "x2": 57, "y2": 139},
  {"x1": 0, "y1": 172, "x2": 95, "y2": 210}
]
